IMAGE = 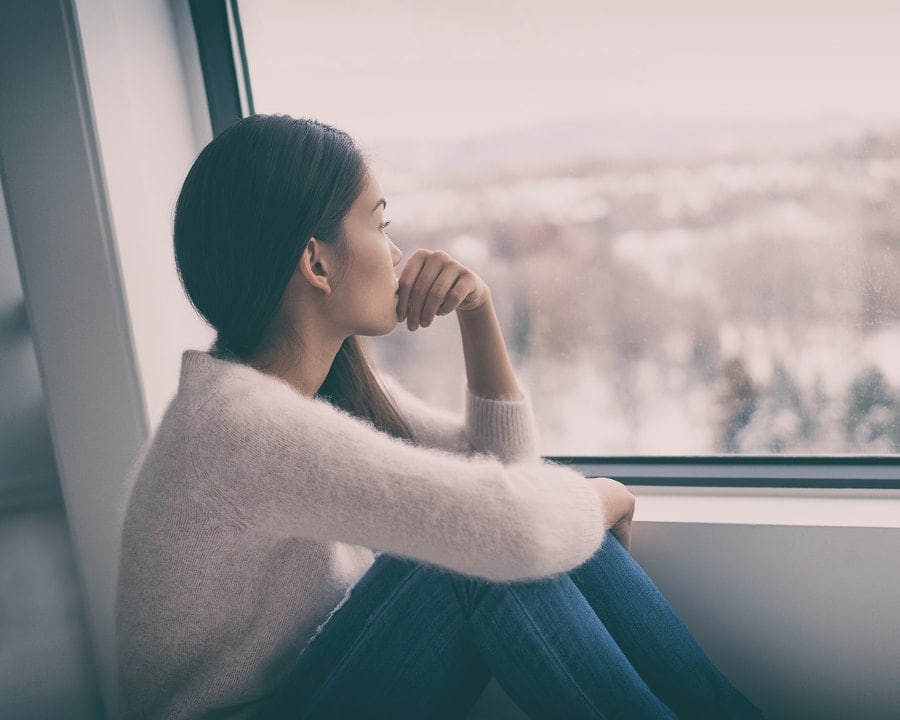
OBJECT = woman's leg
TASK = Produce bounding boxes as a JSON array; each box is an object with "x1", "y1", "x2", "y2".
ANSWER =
[
  {"x1": 265, "y1": 552, "x2": 675, "y2": 720},
  {"x1": 264, "y1": 553, "x2": 492, "y2": 720},
  {"x1": 568, "y1": 533, "x2": 765, "y2": 719}
]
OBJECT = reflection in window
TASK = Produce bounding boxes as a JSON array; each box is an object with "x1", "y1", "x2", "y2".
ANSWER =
[{"x1": 239, "y1": 1, "x2": 900, "y2": 454}]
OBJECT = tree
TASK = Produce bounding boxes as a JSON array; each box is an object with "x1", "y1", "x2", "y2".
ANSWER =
[
  {"x1": 716, "y1": 357, "x2": 758, "y2": 453},
  {"x1": 844, "y1": 367, "x2": 900, "y2": 451}
]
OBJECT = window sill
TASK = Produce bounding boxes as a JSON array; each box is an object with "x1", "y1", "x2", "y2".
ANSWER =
[
  {"x1": 554, "y1": 455, "x2": 899, "y2": 490},
  {"x1": 548, "y1": 456, "x2": 900, "y2": 529},
  {"x1": 629, "y1": 485, "x2": 900, "y2": 528}
]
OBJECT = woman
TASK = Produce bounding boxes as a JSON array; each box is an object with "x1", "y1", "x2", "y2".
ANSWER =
[{"x1": 116, "y1": 114, "x2": 764, "y2": 719}]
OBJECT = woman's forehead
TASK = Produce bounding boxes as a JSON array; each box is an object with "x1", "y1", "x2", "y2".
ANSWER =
[{"x1": 350, "y1": 172, "x2": 385, "y2": 216}]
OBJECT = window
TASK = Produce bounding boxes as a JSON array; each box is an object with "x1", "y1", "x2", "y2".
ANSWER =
[{"x1": 236, "y1": 0, "x2": 900, "y2": 459}]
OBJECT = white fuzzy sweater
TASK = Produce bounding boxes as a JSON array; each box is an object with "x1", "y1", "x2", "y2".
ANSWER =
[{"x1": 116, "y1": 349, "x2": 609, "y2": 719}]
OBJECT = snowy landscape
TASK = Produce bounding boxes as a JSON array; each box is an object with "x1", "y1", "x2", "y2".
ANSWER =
[
  {"x1": 241, "y1": 0, "x2": 900, "y2": 455},
  {"x1": 369, "y1": 123, "x2": 900, "y2": 455}
]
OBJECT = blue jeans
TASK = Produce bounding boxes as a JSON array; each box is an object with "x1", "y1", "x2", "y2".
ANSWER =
[{"x1": 263, "y1": 533, "x2": 764, "y2": 719}]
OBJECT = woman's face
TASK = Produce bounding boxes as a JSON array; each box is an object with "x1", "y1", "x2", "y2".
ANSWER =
[{"x1": 329, "y1": 172, "x2": 403, "y2": 336}]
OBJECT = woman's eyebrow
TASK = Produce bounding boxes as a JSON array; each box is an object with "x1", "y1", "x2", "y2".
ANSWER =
[{"x1": 371, "y1": 198, "x2": 387, "y2": 214}]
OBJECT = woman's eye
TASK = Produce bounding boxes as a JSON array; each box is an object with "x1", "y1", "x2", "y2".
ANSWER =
[{"x1": 380, "y1": 220, "x2": 392, "y2": 232}]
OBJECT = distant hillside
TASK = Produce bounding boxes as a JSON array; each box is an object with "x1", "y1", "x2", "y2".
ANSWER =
[{"x1": 371, "y1": 116, "x2": 900, "y2": 184}]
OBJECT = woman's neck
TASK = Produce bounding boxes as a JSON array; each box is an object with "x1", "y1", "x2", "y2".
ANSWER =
[{"x1": 249, "y1": 331, "x2": 344, "y2": 398}]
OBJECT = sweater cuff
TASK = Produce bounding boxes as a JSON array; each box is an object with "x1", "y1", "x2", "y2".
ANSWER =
[
  {"x1": 508, "y1": 462, "x2": 609, "y2": 579},
  {"x1": 564, "y1": 473, "x2": 610, "y2": 560},
  {"x1": 465, "y1": 387, "x2": 540, "y2": 463}
]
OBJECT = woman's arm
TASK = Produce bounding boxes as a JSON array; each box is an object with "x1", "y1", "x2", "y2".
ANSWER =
[
  {"x1": 381, "y1": 372, "x2": 539, "y2": 462},
  {"x1": 393, "y1": 249, "x2": 536, "y2": 460},
  {"x1": 394, "y1": 249, "x2": 636, "y2": 550},
  {"x1": 192, "y1": 370, "x2": 609, "y2": 583},
  {"x1": 397, "y1": 249, "x2": 520, "y2": 400},
  {"x1": 456, "y1": 290, "x2": 521, "y2": 400}
]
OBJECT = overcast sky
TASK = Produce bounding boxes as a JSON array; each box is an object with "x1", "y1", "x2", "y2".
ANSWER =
[{"x1": 240, "y1": 0, "x2": 900, "y2": 146}]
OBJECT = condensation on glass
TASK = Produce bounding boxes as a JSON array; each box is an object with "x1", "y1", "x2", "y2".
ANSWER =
[{"x1": 238, "y1": 0, "x2": 900, "y2": 455}]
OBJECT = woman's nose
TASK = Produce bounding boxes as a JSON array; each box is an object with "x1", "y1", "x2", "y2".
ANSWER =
[{"x1": 390, "y1": 241, "x2": 402, "y2": 266}]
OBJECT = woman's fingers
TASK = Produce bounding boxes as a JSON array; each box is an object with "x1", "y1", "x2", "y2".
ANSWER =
[
  {"x1": 419, "y1": 266, "x2": 459, "y2": 327},
  {"x1": 436, "y1": 278, "x2": 465, "y2": 316},
  {"x1": 610, "y1": 516, "x2": 633, "y2": 552},
  {"x1": 396, "y1": 249, "x2": 487, "y2": 330},
  {"x1": 402, "y1": 252, "x2": 447, "y2": 330},
  {"x1": 395, "y1": 250, "x2": 429, "y2": 324}
]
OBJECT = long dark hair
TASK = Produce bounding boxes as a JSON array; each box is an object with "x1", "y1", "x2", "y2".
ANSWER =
[{"x1": 174, "y1": 114, "x2": 411, "y2": 440}]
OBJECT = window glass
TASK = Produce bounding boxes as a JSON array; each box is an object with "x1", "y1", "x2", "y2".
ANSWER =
[{"x1": 238, "y1": 0, "x2": 900, "y2": 455}]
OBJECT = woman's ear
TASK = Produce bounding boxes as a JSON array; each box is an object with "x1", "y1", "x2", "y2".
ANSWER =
[{"x1": 297, "y1": 237, "x2": 333, "y2": 295}]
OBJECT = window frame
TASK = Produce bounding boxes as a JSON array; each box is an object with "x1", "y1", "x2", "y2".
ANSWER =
[
  {"x1": 556, "y1": 456, "x2": 900, "y2": 490},
  {"x1": 190, "y1": 1, "x2": 900, "y2": 491},
  {"x1": 188, "y1": 0, "x2": 253, "y2": 136}
]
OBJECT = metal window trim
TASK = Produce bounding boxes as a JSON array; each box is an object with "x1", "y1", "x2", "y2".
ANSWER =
[
  {"x1": 549, "y1": 456, "x2": 900, "y2": 489},
  {"x1": 188, "y1": 0, "x2": 253, "y2": 136}
]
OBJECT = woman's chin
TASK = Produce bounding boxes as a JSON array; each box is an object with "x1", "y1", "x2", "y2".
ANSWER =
[{"x1": 360, "y1": 315, "x2": 402, "y2": 337}]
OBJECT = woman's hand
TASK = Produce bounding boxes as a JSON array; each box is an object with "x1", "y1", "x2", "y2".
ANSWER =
[
  {"x1": 396, "y1": 249, "x2": 490, "y2": 331},
  {"x1": 591, "y1": 477, "x2": 636, "y2": 552},
  {"x1": 396, "y1": 248, "x2": 520, "y2": 401}
]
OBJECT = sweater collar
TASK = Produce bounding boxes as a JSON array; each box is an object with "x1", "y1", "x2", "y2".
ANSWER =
[
  {"x1": 178, "y1": 348, "x2": 304, "y2": 400},
  {"x1": 178, "y1": 348, "x2": 244, "y2": 392}
]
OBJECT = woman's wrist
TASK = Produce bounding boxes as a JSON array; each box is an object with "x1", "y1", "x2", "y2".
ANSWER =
[
  {"x1": 455, "y1": 286, "x2": 494, "y2": 322},
  {"x1": 457, "y1": 291, "x2": 522, "y2": 401},
  {"x1": 591, "y1": 477, "x2": 635, "y2": 551}
]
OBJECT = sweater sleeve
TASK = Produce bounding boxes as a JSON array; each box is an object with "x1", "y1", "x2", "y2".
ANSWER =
[
  {"x1": 380, "y1": 374, "x2": 541, "y2": 464},
  {"x1": 190, "y1": 373, "x2": 607, "y2": 583}
]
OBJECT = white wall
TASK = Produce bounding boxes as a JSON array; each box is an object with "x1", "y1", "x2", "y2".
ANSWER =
[
  {"x1": 631, "y1": 521, "x2": 900, "y2": 720},
  {"x1": 0, "y1": 154, "x2": 103, "y2": 719},
  {"x1": 0, "y1": 170, "x2": 58, "y2": 503},
  {"x1": 70, "y1": 0, "x2": 216, "y2": 711},
  {"x1": 0, "y1": 2, "x2": 214, "y2": 716},
  {"x1": 74, "y1": 0, "x2": 215, "y2": 432}
]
